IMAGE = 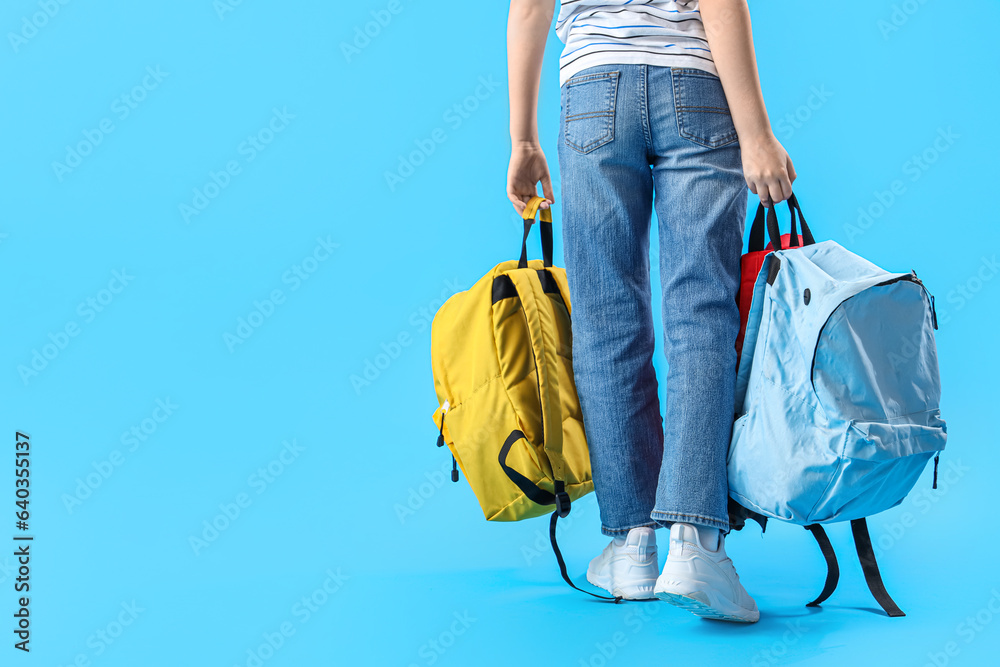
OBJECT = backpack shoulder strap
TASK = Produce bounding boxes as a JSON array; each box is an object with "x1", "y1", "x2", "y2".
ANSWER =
[
  {"x1": 851, "y1": 518, "x2": 906, "y2": 617},
  {"x1": 548, "y1": 504, "x2": 622, "y2": 602},
  {"x1": 507, "y1": 268, "x2": 565, "y2": 482},
  {"x1": 805, "y1": 524, "x2": 840, "y2": 607},
  {"x1": 804, "y1": 520, "x2": 906, "y2": 617},
  {"x1": 501, "y1": 269, "x2": 620, "y2": 603}
]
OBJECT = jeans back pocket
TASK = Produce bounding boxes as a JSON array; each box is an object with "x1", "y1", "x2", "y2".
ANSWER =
[
  {"x1": 671, "y1": 68, "x2": 738, "y2": 149},
  {"x1": 563, "y1": 70, "x2": 619, "y2": 154}
]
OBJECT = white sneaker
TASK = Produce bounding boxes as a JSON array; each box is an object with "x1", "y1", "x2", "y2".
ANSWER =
[
  {"x1": 654, "y1": 523, "x2": 759, "y2": 623},
  {"x1": 586, "y1": 527, "x2": 659, "y2": 600}
]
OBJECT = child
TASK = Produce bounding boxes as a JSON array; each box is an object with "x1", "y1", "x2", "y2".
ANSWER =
[{"x1": 506, "y1": 0, "x2": 796, "y2": 623}]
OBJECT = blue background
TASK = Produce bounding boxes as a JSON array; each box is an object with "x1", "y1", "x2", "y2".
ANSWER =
[{"x1": 1, "y1": 0, "x2": 997, "y2": 665}]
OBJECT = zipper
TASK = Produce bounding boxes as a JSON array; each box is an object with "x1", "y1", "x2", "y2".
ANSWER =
[
  {"x1": 435, "y1": 400, "x2": 449, "y2": 448},
  {"x1": 809, "y1": 273, "x2": 928, "y2": 399},
  {"x1": 901, "y1": 271, "x2": 938, "y2": 330},
  {"x1": 434, "y1": 401, "x2": 459, "y2": 483}
]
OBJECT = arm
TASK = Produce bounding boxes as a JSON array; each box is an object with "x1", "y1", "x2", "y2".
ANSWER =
[
  {"x1": 700, "y1": 0, "x2": 796, "y2": 205},
  {"x1": 506, "y1": 0, "x2": 557, "y2": 215}
]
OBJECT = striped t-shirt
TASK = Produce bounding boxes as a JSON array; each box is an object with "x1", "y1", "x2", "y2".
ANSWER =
[{"x1": 555, "y1": 1, "x2": 717, "y2": 86}]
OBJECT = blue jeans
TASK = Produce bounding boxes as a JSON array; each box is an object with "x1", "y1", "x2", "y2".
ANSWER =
[{"x1": 557, "y1": 64, "x2": 747, "y2": 536}]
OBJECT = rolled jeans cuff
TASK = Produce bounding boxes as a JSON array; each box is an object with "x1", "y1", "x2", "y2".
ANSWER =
[{"x1": 651, "y1": 510, "x2": 731, "y2": 535}]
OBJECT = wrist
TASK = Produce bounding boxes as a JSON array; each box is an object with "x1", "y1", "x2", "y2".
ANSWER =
[
  {"x1": 511, "y1": 138, "x2": 542, "y2": 150},
  {"x1": 737, "y1": 123, "x2": 775, "y2": 148}
]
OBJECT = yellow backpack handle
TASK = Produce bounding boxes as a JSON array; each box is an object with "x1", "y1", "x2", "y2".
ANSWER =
[
  {"x1": 521, "y1": 195, "x2": 553, "y2": 223},
  {"x1": 518, "y1": 196, "x2": 553, "y2": 268}
]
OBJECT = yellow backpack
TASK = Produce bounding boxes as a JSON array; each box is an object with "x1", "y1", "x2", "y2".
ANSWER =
[{"x1": 430, "y1": 196, "x2": 594, "y2": 523}]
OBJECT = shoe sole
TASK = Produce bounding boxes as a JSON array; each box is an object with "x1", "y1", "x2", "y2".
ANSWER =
[
  {"x1": 654, "y1": 588, "x2": 759, "y2": 623},
  {"x1": 586, "y1": 571, "x2": 657, "y2": 601}
]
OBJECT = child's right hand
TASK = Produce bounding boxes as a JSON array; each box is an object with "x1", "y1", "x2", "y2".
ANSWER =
[
  {"x1": 507, "y1": 142, "x2": 555, "y2": 216},
  {"x1": 740, "y1": 132, "x2": 797, "y2": 207}
]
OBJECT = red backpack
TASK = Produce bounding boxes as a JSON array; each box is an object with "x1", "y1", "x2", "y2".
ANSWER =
[{"x1": 735, "y1": 194, "x2": 815, "y2": 366}]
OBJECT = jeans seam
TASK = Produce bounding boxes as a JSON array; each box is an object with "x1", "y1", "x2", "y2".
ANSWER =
[
  {"x1": 676, "y1": 107, "x2": 731, "y2": 114},
  {"x1": 651, "y1": 510, "x2": 731, "y2": 532},
  {"x1": 640, "y1": 65, "x2": 652, "y2": 155},
  {"x1": 669, "y1": 67, "x2": 720, "y2": 79},
  {"x1": 565, "y1": 110, "x2": 614, "y2": 121},
  {"x1": 566, "y1": 71, "x2": 616, "y2": 86},
  {"x1": 602, "y1": 520, "x2": 660, "y2": 537}
]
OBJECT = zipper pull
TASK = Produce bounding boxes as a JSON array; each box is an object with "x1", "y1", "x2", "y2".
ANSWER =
[
  {"x1": 435, "y1": 400, "x2": 450, "y2": 448},
  {"x1": 435, "y1": 401, "x2": 457, "y2": 480},
  {"x1": 930, "y1": 294, "x2": 939, "y2": 330},
  {"x1": 932, "y1": 454, "x2": 940, "y2": 489}
]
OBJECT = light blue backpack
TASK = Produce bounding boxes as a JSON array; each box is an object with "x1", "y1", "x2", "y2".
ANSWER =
[{"x1": 728, "y1": 197, "x2": 947, "y2": 617}]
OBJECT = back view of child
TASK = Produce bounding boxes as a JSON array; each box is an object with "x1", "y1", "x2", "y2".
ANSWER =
[{"x1": 506, "y1": 0, "x2": 796, "y2": 623}]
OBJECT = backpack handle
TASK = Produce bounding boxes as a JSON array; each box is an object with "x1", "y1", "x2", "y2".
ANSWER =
[
  {"x1": 518, "y1": 196, "x2": 554, "y2": 268},
  {"x1": 748, "y1": 193, "x2": 816, "y2": 252}
]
